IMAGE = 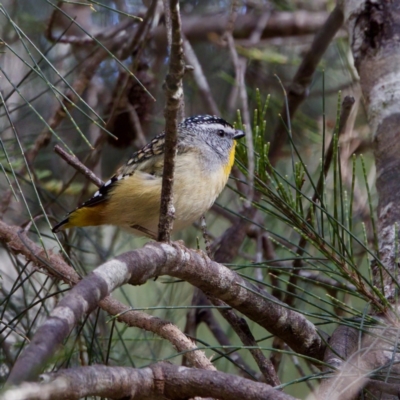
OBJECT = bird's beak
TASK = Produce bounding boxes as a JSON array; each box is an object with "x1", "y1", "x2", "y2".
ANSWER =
[{"x1": 234, "y1": 130, "x2": 245, "y2": 140}]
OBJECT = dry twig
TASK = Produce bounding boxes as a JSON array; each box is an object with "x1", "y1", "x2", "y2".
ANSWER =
[
  {"x1": 54, "y1": 145, "x2": 104, "y2": 188},
  {"x1": 269, "y1": 4, "x2": 345, "y2": 165},
  {"x1": 158, "y1": 0, "x2": 185, "y2": 242}
]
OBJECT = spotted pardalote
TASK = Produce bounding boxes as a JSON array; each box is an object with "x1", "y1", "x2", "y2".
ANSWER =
[{"x1": 52, "y1": 115, "x2": 245, "y2": 237}]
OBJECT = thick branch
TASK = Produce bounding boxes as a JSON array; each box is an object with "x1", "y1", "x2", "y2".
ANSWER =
[
  {"x1": 318, "y1": 325, "x2": 359, "y2": 399},
  {"x1": 346, "y1": 0, "x2": 400, "y2": 301},
  {"x1": 153, "y1": 10, "x2": 333, "y2": 45},
  {"x1": 0, "y1": 221, "x2": 213, "y2": 385},
  {"x1": 7, "y1": 241, "x2": 325, "y2": 384},
  {"x1": 2, "y1": 363, "x2": 296, "y2": 400}
]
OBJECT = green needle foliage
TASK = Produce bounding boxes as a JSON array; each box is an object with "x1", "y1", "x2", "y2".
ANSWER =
[{"x1": 235, "y1": 90, "x2": 385, "y2": 319}]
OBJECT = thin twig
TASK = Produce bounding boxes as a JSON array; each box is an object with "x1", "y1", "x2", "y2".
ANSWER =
[
  {"x1": 269, "y1": 4, "x2": 345, "y2": 166},
  {"x1": 158, "y1": 0, "x2": 185, "y2": 242},
  {"x1": 210, "y1": 296, "x2": 281, "y2": 387},
  {"x1": 84, "y1": 1, "x2": 160, "y2": 178},
  {"x1": 290, "y1": 351, "x2": 315, "y2": 393},
  {"x1": 270, "y1": 337, "x2": 285, "y2": 372},
  {"x1": 46, "y1": 3, "x2": 137, "y2": 44},
  {"x1": 225, "y1": 1, "x2": 255, "y2": 202},
  {"x1": 183, "y1": 37, "x2": 220, "y2": 116},
  {"x1": 185, "y1": 288, "x2": 258, "y2": 380},
  {"x1": 226, "y1": 35, "x2": 254, "y2": 203},
  {"x1": 1, "y1": 41, "x2": 120, "y2": 214},
  {"x1": 208, "y1": 193, "x2": 279, "y2": 383},
  {"x1": 127, "y1": 104, "x2": 147, "y2": 147},
  {"x1": 315, "y1": 96, "x2": 356, "y2": 201},
  {"x1": 54, "y1": 145, "x2": 104, "y2": 188}
]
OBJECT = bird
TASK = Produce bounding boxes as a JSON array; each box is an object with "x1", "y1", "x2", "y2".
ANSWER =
[{"x1": 52, "y1": 115, "x2": 245, "y2": 237}]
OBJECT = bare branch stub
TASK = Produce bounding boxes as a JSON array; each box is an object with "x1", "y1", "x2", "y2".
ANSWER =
[
  {"x1": 54, "y1": 145, "x2": 104, "y2": 188},
  {"x1": 158, "y1": 0, "x2": 185, "y2": 242}
]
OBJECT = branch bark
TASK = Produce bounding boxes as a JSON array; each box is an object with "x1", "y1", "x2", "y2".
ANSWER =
[
  {"x1": 158, "y1": 0, "x2": 185, "y2": 242},
  {"x1": 6, "y1": 239, "x2": 325, "y2": 384},
  {"x1": 346, "y1": 0, "x2": 400, "y2": 302},
  {"x1": 153, "y1": 10, "x2": 334, "y2": 45},
  {"x1": 2, "y1": 363, "x2": 296, "y2": 400},
  {"x1": 0, "y1": 221, "x2": 214, "y2": 385},
  {"x1": 54, "y1": 144, "x2": 104, "y2": 188},
  {"x1": 315, "y1": 2, "x2": 400, "y2": 398}
]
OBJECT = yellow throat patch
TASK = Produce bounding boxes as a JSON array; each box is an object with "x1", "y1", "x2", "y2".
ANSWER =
[{"x1": 224, "y1": 141, "x2": 236, "y2": 178}]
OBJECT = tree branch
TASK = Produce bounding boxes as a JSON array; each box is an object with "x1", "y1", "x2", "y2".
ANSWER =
[
  {"x1": 3, "y1": 363, "x2": 296, "y2": 400},
  {"x1": 158, "y1": 0, "x2": 185, "y2": 242},
  {"x1": 0, "y1": 221, "x2": 214, "y2": 385},
  {"x1": 7, "y1": 240, "x2": 326, "y2": 384},
  {"x1": 54, "y1": 144, "x2": 104, "y2": 188},
  {"x1": 269, "y1": 4, "x2": 345, "y2": 165},
  {"x1": 152, "y1": 10, "x2": 334, "y2": 45}
]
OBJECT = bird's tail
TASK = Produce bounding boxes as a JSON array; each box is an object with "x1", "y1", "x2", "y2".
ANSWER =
[
  {"x1": 52, "y1": 204, "x2": 106, "y2": 233},
  {"x1": 52, "y1": 217, "x2": 71, "y2": 233}
]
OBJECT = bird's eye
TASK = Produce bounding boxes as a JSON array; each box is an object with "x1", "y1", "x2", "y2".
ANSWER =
[{"x1": 217, "y1": 130, "x2": 225, "y2": 137}]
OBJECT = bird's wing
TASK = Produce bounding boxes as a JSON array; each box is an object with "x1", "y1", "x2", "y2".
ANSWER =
[
  {"x1": 118, "y1": 132, "x2": 166, "y2": 176},
  {"x1": 77, "y1": 132, "x2": 167, "y2": 209},
  {"x1": 78, "y1": 175, "x2": 122, "y2": 208}
]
